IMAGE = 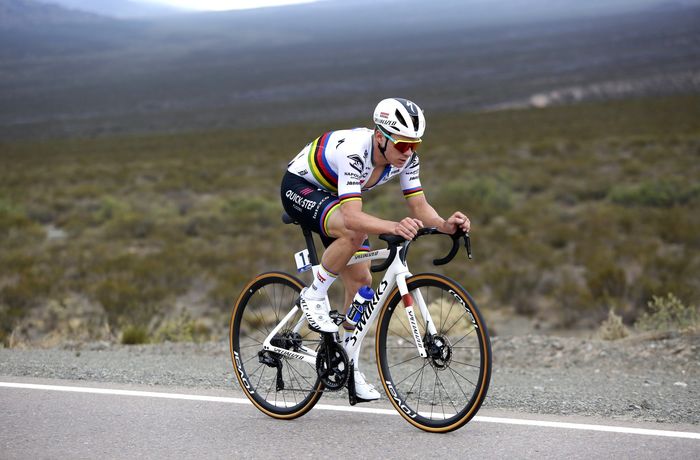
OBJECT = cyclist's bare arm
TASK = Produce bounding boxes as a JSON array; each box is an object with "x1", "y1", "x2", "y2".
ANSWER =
[
  {"x1": 406, "y1": 194, "x2": 471, "y2": 234},
  {"x1": 339, "y1": 200, "x2": 422, "y2": 241}
]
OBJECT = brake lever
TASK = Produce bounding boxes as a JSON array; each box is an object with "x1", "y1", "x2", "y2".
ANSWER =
[{"x1": 464, "y1": 233, "x2": 472, "y2": 259}]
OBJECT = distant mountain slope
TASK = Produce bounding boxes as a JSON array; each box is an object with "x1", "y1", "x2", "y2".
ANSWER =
[
  {"x1": 0, "y1": 0, "x2": 105, "y2": 27},
  {"x1": 0, "y1": 2, "x2": 698, "y2": 140},
  {"x1": 37, "y1": 0, "x2": 183, "y2": 18}
]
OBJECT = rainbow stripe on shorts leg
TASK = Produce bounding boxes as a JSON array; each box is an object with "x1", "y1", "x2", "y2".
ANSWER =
[{"x1": 320, "y1": 199, "x2": 341, "y2": 237}]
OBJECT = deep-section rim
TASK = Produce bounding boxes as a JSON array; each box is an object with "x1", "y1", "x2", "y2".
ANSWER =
[
  {"x1": 229, "y1": 271, "x2": 323, "y2": 419},
  {"x1": 375, "y1": 273, "x2": 492, "y2": 432}
]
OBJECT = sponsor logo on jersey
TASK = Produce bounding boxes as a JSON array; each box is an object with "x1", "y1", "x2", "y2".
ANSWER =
[
  {"x1": 297, "y1": 169, "x2": 309, "y2": 176},
  {"x1": 348, "y1": 154, "x2": 364, "y2": 174},
  {"x1": 408, "y1": 154, "x2": 420, "y2": 169},
  {"x1": 336, "y1": 138, "x2": 345, "y2": 148}
]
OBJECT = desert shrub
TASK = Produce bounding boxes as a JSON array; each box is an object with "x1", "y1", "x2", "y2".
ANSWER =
[
  {"x1": 93, "y1": 195, "x2": 130, "y2": 224},
  {"x1": 548, "y1": 267, "x2": 594, "y2": 315},
  {"x1": 608, "y1": 180, "x2": 700, "y2": 208},
  {"x1": 585, "y1": 258, "x2": 627, "y2": 301},
  {"x1": 597, "y1": 309, "x2": 629, "y2": 340},
  {"x1": 91, "y1": 248, "x2": 192, "y2": 328},
  {"x1": 153, "y1": 313, "x2": 211, "y2": 343},
  {"x1": 121, "y1": 324, "x2": 149, "y2": 345},
  {"x1": 436, "y1": 175, "x2": 514, "y2": 223},
  {"x1": 635, "y1": 293, "x2": 699, "y2": 332},
  {"x1": 0, "y1": 198, "x2": 43, "y2": 242},
  {"x1": 222, "y1": 195, "x2": 279, "y2": 229},
  {"x1": 104, "y1": 211, "x2": 154, "y2": 239},
  {"x1": 94, "y1": 279, "x2": 154, "y2": 327},
  {"x1": 483, "y1": 261, "x2": 540, "y2": 314},
  {"x1": 655, "y1": 207, "x2": 700, "y2": 247}
]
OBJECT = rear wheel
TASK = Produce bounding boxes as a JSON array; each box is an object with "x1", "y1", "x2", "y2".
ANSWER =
[
  {"x1": 376, "y1": 273, "x2": 491, "y2": 432},
  {"x1": 230, "y1": 272, "x2": 323, "y2": 419}
]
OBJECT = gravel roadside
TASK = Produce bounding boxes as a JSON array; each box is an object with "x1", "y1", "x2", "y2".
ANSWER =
[{"x1": 1, "y1": 332, "x2": 698, "y2": 425}]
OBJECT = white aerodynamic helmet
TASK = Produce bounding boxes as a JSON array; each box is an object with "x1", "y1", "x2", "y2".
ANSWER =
[{"x1": 373, "y1": 97, "x2": 426, "y2": 139}]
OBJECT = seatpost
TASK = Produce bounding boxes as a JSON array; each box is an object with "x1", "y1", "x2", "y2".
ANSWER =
[{"x1": 302, "y1": 228, "x2": 320, "y2": 266}]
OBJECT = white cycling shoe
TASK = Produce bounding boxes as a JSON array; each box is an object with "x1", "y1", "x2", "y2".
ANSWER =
[
  {"x1": 354, "y1": 369, "x2": 380, "y2": 401},
  {"x1": 298, "y1": 288, "x2": 338, "y2": 333}
]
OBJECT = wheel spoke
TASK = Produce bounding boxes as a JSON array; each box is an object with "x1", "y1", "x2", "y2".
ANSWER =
[
  {"x1": 388, "y1": 354, "x2": 422, "y2": 369},
  {"x1": 450, "y1": 359, "x2": 482, "y2": 369},
  {"x1": 377, "y1": 275, "x2": 491, "y2": 431},
  {"x1": 231, "y1": 275, "x2": 322, "y2": 415}
]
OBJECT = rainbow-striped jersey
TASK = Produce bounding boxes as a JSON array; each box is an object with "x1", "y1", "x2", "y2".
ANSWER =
[{"x1": 286, "y1": 128, "x2": 423, "y2": 205}]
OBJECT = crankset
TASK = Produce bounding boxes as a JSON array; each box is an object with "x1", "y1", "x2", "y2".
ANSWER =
[{"x1": 315, "y1": 333, "x2": 349, "y2": 391}]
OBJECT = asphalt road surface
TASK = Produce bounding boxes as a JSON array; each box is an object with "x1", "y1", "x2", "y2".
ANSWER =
[{"x1": 1, "y1": 378, "x2": 698, "y2": 459}]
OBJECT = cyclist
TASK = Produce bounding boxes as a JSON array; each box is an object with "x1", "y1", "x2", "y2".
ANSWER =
[{"x1": 281, "y1": 97, "x2": 471, "y2": 401}]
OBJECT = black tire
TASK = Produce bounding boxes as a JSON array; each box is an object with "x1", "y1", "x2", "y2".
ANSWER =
[
  {"x1": 376, "y1": 273, "x2": 492, "y2": 432},
  {"x1": 230, "y1": 272, "x2": 323, "y2": 419}
]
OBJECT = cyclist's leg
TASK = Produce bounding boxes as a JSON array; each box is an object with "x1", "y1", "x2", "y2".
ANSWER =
[
  {"x1": 338, "y1": 261, "x2": 372, "y2": 316},
  {"x1": 321, "y1": 209, "x2": 367, "y2": 275}
]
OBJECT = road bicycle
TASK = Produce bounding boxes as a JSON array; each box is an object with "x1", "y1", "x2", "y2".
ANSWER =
[{"x1": 229, "y1": 213, "x2": 491, "y2": 433}]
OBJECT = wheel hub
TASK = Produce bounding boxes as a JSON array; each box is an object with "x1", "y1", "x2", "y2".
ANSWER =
[{"x1": 426, "y1": 334, "x2": 452, "y2": 370}]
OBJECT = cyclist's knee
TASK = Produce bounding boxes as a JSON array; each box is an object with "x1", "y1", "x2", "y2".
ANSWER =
[
  {"x1": 337, "y1": 228, "x2": 367, "y2": 249},
  {"x1": 343, "y1": 270, "x2": 372, "y2": 292}
]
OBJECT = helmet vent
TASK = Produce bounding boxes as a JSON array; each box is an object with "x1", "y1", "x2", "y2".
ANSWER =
[
  {"x1": 395, "y1": 109, "x2": 408, "y2": 129},
  {"x1": 410, "y1": 114, "x2": 419, "y2": 131}
]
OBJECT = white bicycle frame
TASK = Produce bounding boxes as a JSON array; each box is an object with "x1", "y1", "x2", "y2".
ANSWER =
[{"x1": 260, "y1": 246, "x2": 439, "y2": 366}]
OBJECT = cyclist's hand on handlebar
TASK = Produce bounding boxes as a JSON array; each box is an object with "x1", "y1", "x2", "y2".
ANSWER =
[
  {"x1": 440, "y1": 212, "x2": 471, "y2": 234},
  {"x1": 393, "y1": 217, "x2": 423, "y2": 240}
]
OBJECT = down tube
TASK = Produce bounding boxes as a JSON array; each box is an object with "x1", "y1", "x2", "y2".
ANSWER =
[{"x1": 343, "y1": 277, "x2": 396, "y2": 359}]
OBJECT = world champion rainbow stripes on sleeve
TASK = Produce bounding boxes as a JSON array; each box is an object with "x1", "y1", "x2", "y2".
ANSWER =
[{"x1": 402, "y1": 186, "x2": 424, "y2": 199}]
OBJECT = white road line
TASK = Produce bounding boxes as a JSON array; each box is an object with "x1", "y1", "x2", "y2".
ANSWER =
[{"x1": 1, "y1": 381, "x2": 699, "y2": 440}]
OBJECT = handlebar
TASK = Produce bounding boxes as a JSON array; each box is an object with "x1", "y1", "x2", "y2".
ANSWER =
[{"x1": 370, "y1": 227, "x2": 472, "y2": 273}]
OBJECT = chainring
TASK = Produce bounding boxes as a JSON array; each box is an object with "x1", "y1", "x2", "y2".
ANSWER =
[{"x1": 315, "y1": 341, "x2": 349, "y2": 391}]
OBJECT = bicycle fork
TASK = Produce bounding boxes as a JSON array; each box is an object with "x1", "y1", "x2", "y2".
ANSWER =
[{"x1": 396, "y1": 274, "x2": 434, "y2": 358}]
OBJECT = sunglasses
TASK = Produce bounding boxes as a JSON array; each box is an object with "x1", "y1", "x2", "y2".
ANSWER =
[{"x1": 380, "y1": 128, "x2": 422, "y2": 153}]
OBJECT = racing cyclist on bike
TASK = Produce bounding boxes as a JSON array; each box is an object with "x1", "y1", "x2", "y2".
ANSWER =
[{"x1": 281, "y1": 97, "x2": 471, "y2": 401}]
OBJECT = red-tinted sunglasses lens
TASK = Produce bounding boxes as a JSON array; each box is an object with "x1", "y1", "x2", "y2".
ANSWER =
[{"x1": 395, "y1": 141, "x2": 419, "y2": 153}]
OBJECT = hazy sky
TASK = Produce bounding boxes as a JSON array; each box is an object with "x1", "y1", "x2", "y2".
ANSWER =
[{"x1": 142, "y1": 0, "x2": 319, "y2": 11}]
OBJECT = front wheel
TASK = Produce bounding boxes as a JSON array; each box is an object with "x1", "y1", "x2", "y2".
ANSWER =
[
  {"x1": 376, "y1": 273, "x2": 492, "y2": 432},
  {"x1": 229, "y1": 272, "x2": 324, "y2": 419}
]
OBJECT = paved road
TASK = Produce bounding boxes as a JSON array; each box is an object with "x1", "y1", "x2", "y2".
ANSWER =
[{"x1": 1, "y1": 378, "x2": 698, "y2": 459}]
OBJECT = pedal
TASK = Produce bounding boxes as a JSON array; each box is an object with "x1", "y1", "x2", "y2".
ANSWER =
[{"x1": 329, "y1": 309, "x2": 345, "y2": 326}]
